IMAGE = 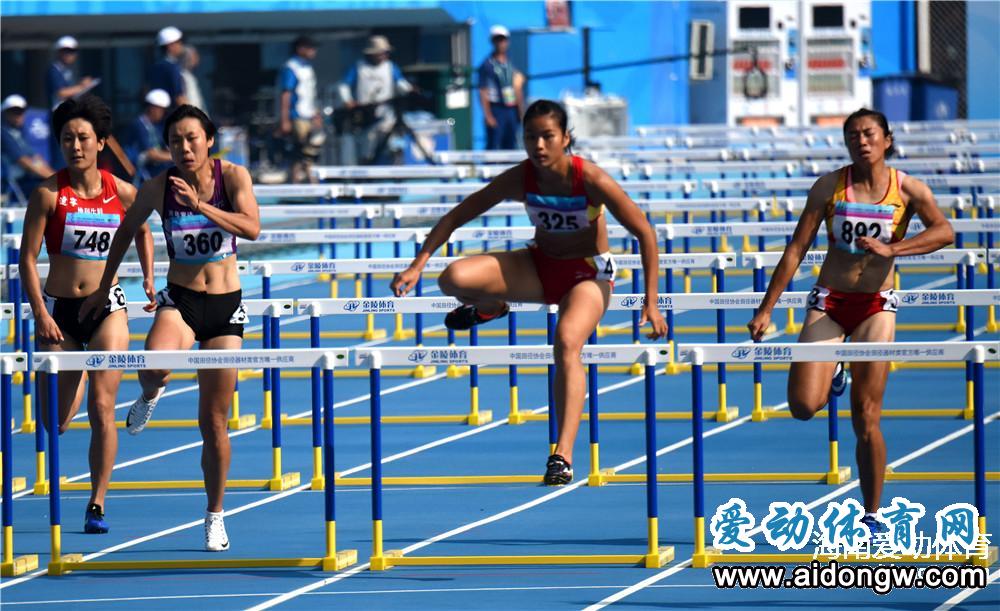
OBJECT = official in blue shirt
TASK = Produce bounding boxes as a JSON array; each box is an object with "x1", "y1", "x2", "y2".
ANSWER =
[
  {"x1": 1, "y1": 95, "x2": 55, "y2": 202},
  {"x1": 46, "y1": 36, "x2": 95, "y2": 110},
  {"x1": 478, "y1": 25, "x2": 524, "y2": 150},
  {"x1": 146, "y1": 27, "x2": 187, "y2": 108},
  {"x1": 278, "y1": 35, "x2": 322, "y2": 183},
  {"x1": 124, "y1": 89, "x2": 172, "y2": 182}
]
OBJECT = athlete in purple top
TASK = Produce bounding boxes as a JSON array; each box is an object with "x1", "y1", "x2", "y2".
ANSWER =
[{"x1": 81, "y1": 105, "x2": 260, "y2": 552}]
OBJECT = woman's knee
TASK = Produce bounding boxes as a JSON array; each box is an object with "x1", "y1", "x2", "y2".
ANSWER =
[
  {"x1": 437, "y1": 263, "x2": 468, "y2": 296},
  {"x1": 141, "y1": 369, "x2": 171, "y2": 388},
  {"x1": 787, "y1": 388, "x2": 825, "y2": 421}
]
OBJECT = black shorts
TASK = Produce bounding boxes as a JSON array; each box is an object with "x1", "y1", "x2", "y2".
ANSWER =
[
  {"x1": 42, "y1": 284, "x2": 127, "y2": 346},
  {"x1": 155, "y1": 284, "x2": 247, "y2": 342}
]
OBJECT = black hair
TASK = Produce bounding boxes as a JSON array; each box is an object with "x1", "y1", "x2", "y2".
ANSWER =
[
  {"x1": 162, "y1": 104, "x2": 217, "y2": 144},
  {"x1": 293, "y1": 35, "x2": 318, "y2": 52},
  {"x1": 843, "y1": 108, "x2": 895, "y2": 158},
  {"x1": 51, "y1": 94, "x2": 112, "y2": 142},
  {"x1": 523, "y1": 99, "x2": 575, "y2": 150}
]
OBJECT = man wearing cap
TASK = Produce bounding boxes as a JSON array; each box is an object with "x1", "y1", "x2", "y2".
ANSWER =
[
  {"x1": 47, "y1": 36, "x2": 95, "y2": 110},
  {"x1": 277, "y1": 35, "x2": 323, "y2": 183},
  {"x1": 1, "y1": 95, "x2": 55, "y2": 201},
  {"x1": 147, "y1": 26, "x2": 187, "y2": 108},
  {"x1": 478, "y1": 25, "x2": 524, "y2": 150},
  {"x1": 338, "y1": 35, "x2": 413, "y2": 164},
  {"x1": 124, "y1": 89, "x2": 172, "y2": 182}
]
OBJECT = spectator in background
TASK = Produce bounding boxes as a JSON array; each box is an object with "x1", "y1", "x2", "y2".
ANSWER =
[
  {"x1": 277, "y1": 35, "x2": 322, "y2": 183},
  {"x1": 147, "y1": 27, "x2": 187, "y2": 108},
  {"x1": 47, "y1": 36, "x2": 95, "y2": 110},
  {"x1": 338, "y1": 35, "x2": 413, "y2": 165},
  {"x1": 180, "y1": 45, "x2": 205, "y2": 112},
  {"x1": 478, "y1": 25, "x2": 524, "y2": 150},
  {"x1": 1, "y1": 95, "x2": 55, "y2": 201},
  {"x1": 124, "y1": 89, "x2": 172, "y2": 182}
]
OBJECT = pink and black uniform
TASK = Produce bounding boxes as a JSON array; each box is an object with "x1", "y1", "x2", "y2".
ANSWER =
[
  {"x1": 808, "y1": 166, "x2": 910, "y2": 335},
  {"x1": 40, "y1": 168, "x2": 127, "y2": 344},
  {"x1": 155, "y1": 159, "x2": 248, "y2": 341},
  {"x1": 522, "y1": 155, "x2": 616, "y2": 304}
]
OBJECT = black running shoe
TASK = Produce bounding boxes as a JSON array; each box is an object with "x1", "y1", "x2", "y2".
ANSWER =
[
  {"x1": 544, "y1": 454, "x2": 573, "y2": 486},
  {"x1": 444, "y1": 303, "x2": 509, "y2": 331}
]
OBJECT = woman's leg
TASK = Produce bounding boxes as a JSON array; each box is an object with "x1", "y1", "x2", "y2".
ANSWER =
[
  {"x1": 197, "y1": 334, "x2": 241, "y2": 513},
  {"x1": 848, "y1": 311, "x2": 896, "y2": 513},
  {"x1": 552, "y1": 280, "x2": 612, "y2": 466},
  {"x1": 438, "y1": 249, "x2": 546, "y2": 315},
  {"x1": 36, "y1": 336, "x2": 87, "y2": 435},
  {"x1": 787, "y1": 309, "x2": 846, "y2": 421},
  {"x1": 84, "y1": 310, "x2": 129, "y2": 509},
  {"x1": 139, "y1": 308, "x2": 196, "y2": 397}
]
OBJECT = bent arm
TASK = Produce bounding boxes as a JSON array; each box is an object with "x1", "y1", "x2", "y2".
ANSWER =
[
  {"x1": 758, "y1": 178, "x2": 831, "y2": 314},
  {"x1": 194, "y1": 165, "x2": 260, "y2": 240},
  {"x1": 889, "y1": 179, "x2": 954, "y2": 257},
  {"x1": 120, "y1": 181, "x2": 156, "y2": 285},
  {"x1": 97, "y1": 179, "x2": 158, "y2": 291}
]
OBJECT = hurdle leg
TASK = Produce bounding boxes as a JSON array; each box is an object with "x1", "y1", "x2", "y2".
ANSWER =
[
  {"x1": 751, "y1": 265, "x2": 766, "y2": 421},
  {"x1": 963, "y1": 263, "x2": 975, "y2": 420},
  {"x1": 321, "y1": 363, "x2": 357, "y2": 570},
  {"x1": 663, "y1": 238, "x2": 680, "y2": 375},
  {"x1": 44, "y1": 362, "x2": 82, "y2": 576},
  {"x1": 986, "y1": 203, "x2": 997, "y2": 332},
  {"x1": 713, "y1": 267, "x2": 736, "y2": 422},
  {"x1": 547, "y1": 309, "x2": 558, "y2": 455},
  {"x1": 466, "y1": 326, "x2": 491, "y2": 425},
  {"x1": 971, "y1": 352, "x2": 999, "y2": 567},
  {"x1": 643, "y1": 352, "x2": 674, "y2": 567},
  {"x1": 32, "y1": 371, "x2": 48, "y2": 496},
  {"x1": 1, "y1": 359, "x2": 38, "y2": 576},
  {"x1": 19, "y1": 317, "x2": 35, "y2": 434},
  {"x1": 368, "y1": 357, "x2": 399, "y2": 570},
  {"x1": 586, "y1": 332, "x2": 608, "y2": 486},
  {"x1": 507, "y1": 312, "x2": 529, "y2": 424},
  {"x1": 260, "y1": 287, "x2": 274, "y2": 429},
  {"x1": 268, "y1": 314, "x2": 300, "y2": 491},
  {"x1": 690, "y1": 355, "x2": 717, "y2": 568},
  {"x1": 410, "y1": 263, "x2": 435, "y2": 379},
  {"x1": 310, "y1": 313, "x2": 325, "y2": 490},
  {"x1": 825, "y1": 394, "x2": 851, "y2": 484}
]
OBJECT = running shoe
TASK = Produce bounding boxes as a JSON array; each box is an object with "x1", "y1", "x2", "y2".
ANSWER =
[
  {"x1": 544, "y1": 454, "x2": 573, "y2": 486},
  {"x1": 830, "y1": 362, "x2": 848, "y2": 397},
  {"x1": 83, "y1": 503, "x2": 109, "y2": 534},
  {"x1": 444, "y1": 303, "x2": 510, "y2": 331},
  {"x1": 861, "y1": 514, "x2": 889, "y2": 537},
  {"x1": 204, "y1": 512, "x2": 230, "y2": 552},
  {"x1": 125, "y1": 386, "x2": 165, "y2": 435}
]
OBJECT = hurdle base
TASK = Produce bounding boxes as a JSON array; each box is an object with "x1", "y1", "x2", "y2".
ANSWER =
[
  {"x1": 363, "y1": 329, "x2": 388, "y2": 341},
  {"x1": 663, "y1": 362, "x2": 683, "y2": 375},
  {"x1": 284, "y1": 413, "x2": 484, "y2": 426},
  {"x1": 322, "y1": 549, "x2": 359, "y2": 571},
  {"x1": 646, "y1": 546, "x2": 675, "y2": 569},
  {"x1": 228, "y1": 414, "x2": 257, "y2": 430},
  {"x1": 48, "y1": 553, "x2": 84, "y2": 576},
  {"x1": 411, "y1": 365, "x2": 438, "y2": 379},
  {"x1": 337, "y1": 474, "x2": 544, "y2": 486},
  {"x1": 628, "y1": 361, "x2": 643, "y2": 376},
  {"x1": 589, "y1": 468, "x2": 616, "y2": 487},
  {"x1": 714, "y1": 406, "x2": 739, "y2": 423},
  {"x1": 372, "y1": 550, "x2": 674, "y2": 570},
  {"x1": 12, "y1": 476, "x2": 26, "y2": 492},
  {"x1": 884, "y1": 466, "x2": 1000, "y2": 481},
  {"x1": 20, "y1": 421, "x2": 36, "y2": 433},
  {"x1": 467, "y1": 410, "x2": 493, "y2": 426},
  {"x1": 33, "y1": 480, "x2": 49, "y2": 495},
  {"x1": 393, "y1": 328, "x2": 416, "y2": 341},
  {"x1": 751, "y1": 409, "x2": 768, "y2": 422},
  {"x1": 507, "y1": 410, "x2": 534, "y2": 425},
  {"x1": 762, "y1": 407, "x2": 966, "y2": 419},
  {"x1": 269, "y1": 472, "x2": 302, "y2": 491},
  {"x1": 826, "y1": 466, "x2": 852, "y2": 485},
  {"x1": 602, "y1": 471, "x2": 840, "y2": 484},
  {"x1": 66, "y1": 419, "x2": 204, "y2": 431},
  {"x1": 1, "y1": 554, "x2": 39, "y2": 577},
  {"x1": 446, "y1": 364, "x2": 470, "y2": 378},
  {"x1": 692, "y1": 547, "x2": 720, "y2": 568},
  {"x1": 973, "y1": 546, "x2": 998, "y2": 568}
]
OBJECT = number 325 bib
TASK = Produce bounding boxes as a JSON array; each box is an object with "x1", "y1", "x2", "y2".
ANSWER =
[{"x1": 832, "y1": 201, "x2": 895, "y2": 255}]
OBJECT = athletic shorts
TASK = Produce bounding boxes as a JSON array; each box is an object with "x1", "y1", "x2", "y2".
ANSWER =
[
  {"x1": 528, "y1": 243, "x2": 617, "y2": 305},
  {"x1": 806, "y1": 285, "x2": 899, "y2": 336},
  {"x1": 42, "y1": 283, "x2": 127, "y2": 346},
  {"x1": 155, "y1": 284, "x2": 248, "y2": 342}
]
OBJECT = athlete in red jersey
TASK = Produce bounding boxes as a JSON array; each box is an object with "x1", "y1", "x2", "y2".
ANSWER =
[{"x1": 19, "y1": 95, "x2": 154, "y2": 534}]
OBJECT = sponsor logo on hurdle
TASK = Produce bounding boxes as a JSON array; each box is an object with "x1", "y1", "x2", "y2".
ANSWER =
[
  {"x1": 901, "y1": 293, "x2": 920, "y2": 305},
  {"x1": 85, "y1": 354, "x2": 106, "y2": 368},
  {"x1": 407, "y1": 350, "x2": 428, "y2": 363},
  {"x1": 290, "y1": 262, "x2": 306, "y2": 272},
  {"x1": 344, "y1": 301, "x2": 361, "y2": 312},
  {"x1": 352, "y1": 299, "x2": 397, "y2": 313},
  {"x1": 731, "y1": 347, "x2": 752, "y2": 360},
  {"x1": 620, "y1": 296, "x2": 641, "y2": 309},
  {"x1": 731, "y1": 346, "x2": 794, "y2": 361},
  {"x1": 431, "y1": 300, "x2": 457, "y2": 309},
  {"x1": 407, "y1": 349, "x2": 469, "y2": 364},
  {"x1": 107, "y1": 353, "x2": 146, "y2": 369}
]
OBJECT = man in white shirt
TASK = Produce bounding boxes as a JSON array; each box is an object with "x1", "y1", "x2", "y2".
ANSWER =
[{"x1": 338, "y1": 35, "x2": 413, "y2": 165}]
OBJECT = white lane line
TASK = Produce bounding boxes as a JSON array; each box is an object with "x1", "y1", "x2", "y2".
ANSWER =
[
  {"x1": 934, "y1": 568, "x2": 1000, "y2": 610},
  {"x1": 583, "y1": 410, "x2": 1000, "y2": 610}
]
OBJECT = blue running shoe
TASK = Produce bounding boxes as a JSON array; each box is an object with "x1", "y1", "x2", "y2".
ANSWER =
[
  {"x1": 84, "y1": 504, "x2": 109, "y2": 534},
  {"x1": 830, "y1": 362, "x2": 848, "y2": 397},
  {"x1": 861, "y1": 515, "x2": 888, "y2": 537}
]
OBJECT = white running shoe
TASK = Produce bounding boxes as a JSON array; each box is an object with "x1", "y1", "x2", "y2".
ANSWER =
[
  {"x1": 125, "y1": 387, "x2": 165, "y2": 435},
  {"x1": 204, "y1": 512, "x2": 230, "y2": 552}
]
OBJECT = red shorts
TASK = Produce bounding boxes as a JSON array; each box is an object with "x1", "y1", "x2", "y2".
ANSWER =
[
  {"x1": 806, "y1": 285, "x2": 899, "y2": 336},
  {"x1": 528, "y1": 244, "x2": 617, "y2": 305}
]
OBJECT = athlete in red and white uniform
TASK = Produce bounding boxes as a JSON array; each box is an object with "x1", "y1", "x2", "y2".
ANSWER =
[
  {"x1": 19, "y1": 95, "x2": 154, "y2": 534},
  {"x1": 748, "y1": 109, "x2": 954, "y2": 534},
  {"x1": 392, "y1": 99, "x2": 667, "y2": 485}
]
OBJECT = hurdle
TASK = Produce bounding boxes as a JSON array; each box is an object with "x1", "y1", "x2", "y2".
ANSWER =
[
  {"x1": 1, "y1": 354, "x2": 37, "y2": 577},
  {"x1": 355, "y1": 345, "x2": 674, "y2": 569},
  {"x1": 27, "y1": 348, "x2": 356, "y2": 575},
  {"x1": 677, "y1": 341, "x2": 999, "y2": 568}
]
